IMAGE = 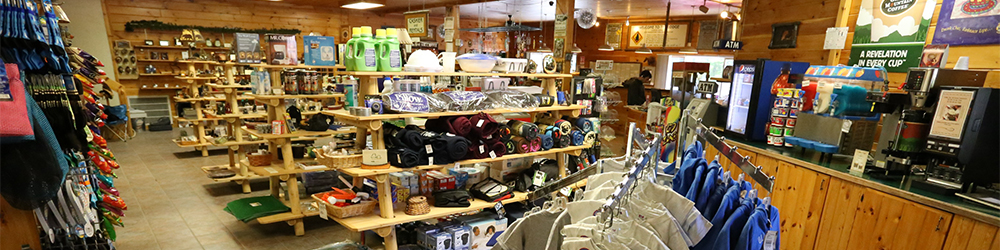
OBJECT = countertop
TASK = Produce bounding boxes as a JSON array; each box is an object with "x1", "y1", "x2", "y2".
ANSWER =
[{"x1": 723, "y1": 137, "x2": 1000, "y2": 226}]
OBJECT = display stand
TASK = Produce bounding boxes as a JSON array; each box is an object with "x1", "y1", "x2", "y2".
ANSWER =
[
  {"x1": 315, "y1": 71, "x2": 582, "y2": 250},
  {"x1": 198, "y1": 62, "x2": 264, "y2": 193},
  {"x1": 172, "y1": 60, "x2": 227, "y2": 156}
]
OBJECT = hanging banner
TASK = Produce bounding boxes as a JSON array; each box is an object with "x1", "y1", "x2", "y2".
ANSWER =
[
  {"x1": 848, "y1": 0, "x2": 937, "y2": 72},
  {"x1": 627, "y1": 23, "x2": 688, "y2": 48},
  {"x1": 933, "y1": 0, "x2": 1000, "y2": 46},
  {"x1": 404, "y1": 10, "x2": 429, "y2": 37},
  {"x1": 605, "y1": 23, "x2": 623, "y2": 49}
]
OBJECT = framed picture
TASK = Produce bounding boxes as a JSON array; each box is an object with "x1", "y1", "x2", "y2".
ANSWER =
[
  {"x1": 625, "y1": 22, "x2": 689, "y2": 49},
  {"x1": 160, "y1": 52, "x2": 169, "y2": 60},
  {"x1": 404, "y1": 10, "x2": 429, "y2": 37},
  {"x1": 144, "y1": 40, "x2": 154, "y2": 46},
  {"x1": 150, "y1": 51, "x2": 159, "y2": 60},
  {"x1": 769, "y1": 21, "x2": 800, "y2": 49},
  {"x1": 159, "y1": 40, "x2": 170, "y2": 46}
]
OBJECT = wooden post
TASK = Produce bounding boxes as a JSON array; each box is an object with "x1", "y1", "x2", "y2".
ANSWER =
[
  {"x1": 556, "y1": 0, "x2": 575, "y2": 93},
  {"x1": 445, "y1": 6, "x2": 460, "y2": 52},
  {"x1": 827, "y1": 0, "x2": 855, "y2": 65}
]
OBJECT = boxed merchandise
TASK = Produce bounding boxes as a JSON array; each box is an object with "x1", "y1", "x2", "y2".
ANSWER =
[
  {"x1": 234, "y1": 33, "x2": 261, "y2": 64},
  {"x1": 446, "y1": 225, "x2": 472, "y2": 250},
  {"x1": 431, "y1": 232, "x2": 454, "y2": 250},
  {"x1": 426, "y1": 170, "x2": 456, "y2": 191},
  {"x1": 303, "y1": 36, "x2": 337, "y2": 66},
  {"x1": 265, "y1": 34, "x2": 298, "y2": 65},
  {"x1": 465, "y1": 216, "x2": 507, "y2": 250},
  {"x1": 418, "y1": 226, "x2": 441, "y2": 249},
  {"x1": 489, "y1": 158, "x2": 532, "y2": 182}
]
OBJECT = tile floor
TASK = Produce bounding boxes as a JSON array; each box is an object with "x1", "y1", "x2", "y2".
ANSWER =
[
  {"x1": 106, "y1": 129, "x2": 630, "y2": 250},
  {"x1": 106, "y1": 131, "x2": 359, "y2": 250}
]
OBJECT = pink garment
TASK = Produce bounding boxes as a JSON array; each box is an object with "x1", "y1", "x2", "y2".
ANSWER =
[{"x1": 1, "y1": 64, "x2": 33, "y2": 138}]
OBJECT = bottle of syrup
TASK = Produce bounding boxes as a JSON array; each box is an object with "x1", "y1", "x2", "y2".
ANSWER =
[{"x1": 771, "y1": 63, "x2": 792, "y2": 94}]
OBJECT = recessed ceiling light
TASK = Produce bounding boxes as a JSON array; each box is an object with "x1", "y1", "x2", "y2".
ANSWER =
[{"x1": 342, "y1": 1, "x2": 383, "y2": 9}]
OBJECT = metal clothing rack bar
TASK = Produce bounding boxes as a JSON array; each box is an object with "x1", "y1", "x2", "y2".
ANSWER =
[
  {"x1": 681, "y1": 114, "x2": 775, "y2": 192},
  {"x1": 526, "y1": 165, "x2": 599, "y2": 201},
  {"x1": 600, "y1": 136, "x2": 661, "y2": 222}
]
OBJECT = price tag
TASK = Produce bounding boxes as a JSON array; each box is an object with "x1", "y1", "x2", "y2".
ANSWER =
[
  {"x1": 479, "y1": 145, "x2": 485, "y2": 153},
  {"x1": 532, "y1": 171, "x2": 547, "y2": 187},
  {"x1": 560, "y1": 186, "x2": 572, "y2": 196},
  {"x1": 850, "y1": 149, "x2": 869, "y2": 174},
  {"x1": 425, "y1": 144, "x2": 434, "y2": 154},
  {"x1": 494, "y1": 201, "x2": 506, "y2": 219},
  {"x1": 428, "y1": 157, "x2": 434, "y2": 164},
  {"x1": 762, "y1": 230, "x2": 778, "y2": 250},
  {"x1": 477, "y1": 120, "x2": 485, "y2": 127},
  {"x1": 841, "y1": 120, "x2": 853, "y2": 133},
  {"x1": 318, "y1": 203, "x2": 328, "y2": 220}
]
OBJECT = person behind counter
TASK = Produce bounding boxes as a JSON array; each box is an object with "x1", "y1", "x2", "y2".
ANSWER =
[{"x1": 623, "y1": 70, "x2": 653, "y2": 105}]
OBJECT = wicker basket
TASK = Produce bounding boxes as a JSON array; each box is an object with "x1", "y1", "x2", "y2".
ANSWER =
[
  {"x1": 247, "y1": 153, "x2": 273, "y2": 166},
  {"x1": 405, "y1": 196, "x2": 430, "y2": 215},
  {"x1": 314, "y1": 149, "x2": 362, "y2": 170},
  {"x1": 312, "y1": 193, "x2": 377, "y2": 218}
]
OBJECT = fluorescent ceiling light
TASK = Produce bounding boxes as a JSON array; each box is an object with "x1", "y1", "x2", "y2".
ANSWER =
[{"x1": 342, "y1": 2, "x2": 383, "y2": 9}]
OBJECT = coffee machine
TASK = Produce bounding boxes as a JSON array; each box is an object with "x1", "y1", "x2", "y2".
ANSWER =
[{"x1": 868, "y1": 68, "x2": 988, "y2": 175}]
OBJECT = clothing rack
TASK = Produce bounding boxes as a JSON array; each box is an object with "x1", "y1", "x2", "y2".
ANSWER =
[
  {"x1": 680, "y1": 112, "x2": 775, "y2": 192},
  {"x1": 526, "y1": 164, "x2": 599, "y2": 201}
]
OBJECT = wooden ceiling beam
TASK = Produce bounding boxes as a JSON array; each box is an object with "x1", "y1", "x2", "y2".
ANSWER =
[{"x1": 380, "y1": 0, "x2": 498, "y2": 14}]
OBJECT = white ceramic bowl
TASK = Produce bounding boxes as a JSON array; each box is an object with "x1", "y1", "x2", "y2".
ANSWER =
[{"x1": 457, "y1": 59, "x2": 498, "y2": 73}]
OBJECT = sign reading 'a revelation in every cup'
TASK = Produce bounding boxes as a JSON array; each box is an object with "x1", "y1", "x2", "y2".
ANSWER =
[{"x1": 848, "y1": 0, "x2": 937, "y2": 72}]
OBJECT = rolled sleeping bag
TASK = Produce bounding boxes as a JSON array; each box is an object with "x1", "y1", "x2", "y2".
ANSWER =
[
  {"x1": 571, "y1": 130, "x2": 586, "y2": 146},
  {"x1": 539, "y1": 133, "x2": 553, "y2": 150},
  {"x1": 511, "y1": 136, "x2": 530, "y2": 154},
  {"x1": 529, "y1": 137, "x2": 542, "y2": 152},
  {"x1": 507, "y1": 120, "x2": 539, "y2": 140},
  {"x1": 388, "y1": 147, "x2": 428, "y2": 168},
  {"x1": 584, "y1": 132, "x2": 598, "y2": 146},
  {"x1": 469, "y1": 113, "x2": 499, "y2": 139},
  {"x1": 558, "y1": 133, "x2": 571, "y2": 148}
]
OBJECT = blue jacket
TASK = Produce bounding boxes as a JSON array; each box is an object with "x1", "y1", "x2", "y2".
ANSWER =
[
  {"x1": 710, "y1": 196, "x2": 757, "y2": 250},
  {"x1": 703, "y1": 176, "x2": 736, "y2": 219},
  {"x1": 674, "y1": 156, "x2": 706, "y2": 196},
  {"x1": 691, "y1": 180, "x2": 749, "y2": 250},
  {"x1": 693, "y1": 160, "x2": 722, "y2": 212},
  {"x1": 735, "y1": 203, "x2": 781, "y2": 250}
]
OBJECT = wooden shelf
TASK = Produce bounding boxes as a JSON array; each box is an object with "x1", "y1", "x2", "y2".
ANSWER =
[
  {"x1": 172, "y1": 139, "x2": 210, "y2": 148},
  {"x1": 256, "y1": 199, "x2": 321, "y2": 224},
  {"x1": 323, "y1": 191, "x2": 528, "y2": 231},
  {"x1": 174, "y1": 95, "x2": 252, "y2": 102},
  {"x1": 241, "y1": 127, "x2": 357, "y2": 140},
  {"x1": 323, "y1": 104, "x2": 585, "y2": 121},
  {"x1": 201, "y1": 164, "x2": 260, "y2": 182},
  {"x1": 210, "y1": 139, "x2": 268, "y2": 147},
  {"x1": 139, "y1": 73, "x2": 179, "y2": 76},
  {"x1": 205, "y1": 83, "x2": 252, "y2": 89},
  {"x1": 133, "y1": 45, "x2": 230, "y2": 51},
  {"x1": 137, "y1": 59, "x2": 173, "y2": 62},
  {"x1": 246, "y1": 93, "x2": 345, "y2": 100},
  {"x1": 177, "y1": 60, "x2": 223, "y2": 64},
  {"x1": 175, "y1": 76, "x2": 218, "y2": 80},
  {"x1": 338, "y1": 145, "x2": 589, "y2": 177},
  {"x1": 248, "y1": 64, "x2": 346, "y2": 70},
  {"x1": 141, "y1": 86, "x2": 185, "y2": 90},
  {"x1": 344, "y1": 71, "x2": 573, "y2": 78},
  {"x1": 175, "y1": 117, "x2": 224, "y2": 123},
  {"x1": 204, "y1": 111, "x2": 268, "y2": 119},
  {"x1": 239, "y1": 158, "x2": 334, "y2": 177}
]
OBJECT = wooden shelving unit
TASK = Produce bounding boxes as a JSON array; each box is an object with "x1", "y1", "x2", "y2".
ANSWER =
[
  {"x1": 324, "y1": 191, "x2": 529, "y2": 232},
  {"x1": 133, "y1": 45, "x2": 231, "y2": 51},
  {"x1": 338, "y1": 145, "x2": 589, "y2": 177},
  {"x1": 170, "y1": 61, "x2": 227, "y2": 156}
]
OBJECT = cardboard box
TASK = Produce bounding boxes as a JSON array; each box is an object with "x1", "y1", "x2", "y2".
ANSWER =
[
  {"x1": 465, "y1": 216, "x2": 507, "y2": 250},
  {"x1": 234, "y1": 33, "x2": 261, "y2": 64},
  {"x1": 303, "y1": 36, "x2": 337, "y2": 66},
  {"x1": 265, "y1": 34, "x2": 297, "y2": 65},
  {"x1": 446, "y1": 225, "x2": 472, "y2": 250}
]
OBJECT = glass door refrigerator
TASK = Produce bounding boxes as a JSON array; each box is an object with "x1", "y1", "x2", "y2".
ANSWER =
[{"x1": 725, "y1": 59, "x2": 810, "y2": 141}]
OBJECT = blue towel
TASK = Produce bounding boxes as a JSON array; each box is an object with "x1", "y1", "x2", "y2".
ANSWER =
[{"x1": 570, "y1": 130, "x2": 585, "y2": 146}]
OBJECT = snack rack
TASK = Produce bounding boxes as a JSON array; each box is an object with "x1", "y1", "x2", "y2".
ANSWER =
[{"x1": 317, "y1": 71, "x2": 586, "y2": 250}]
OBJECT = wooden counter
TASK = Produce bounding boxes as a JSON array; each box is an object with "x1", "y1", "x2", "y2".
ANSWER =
[{"x1": 704, "y1": 137, "x2": 1000, "y2": 249}]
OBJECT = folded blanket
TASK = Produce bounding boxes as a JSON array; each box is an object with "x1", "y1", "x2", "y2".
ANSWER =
[
  {"x1": 511, "y1": 136, "x2": 530, "y2": 154},
  {"x1": 382, "y1": 123, "x2": 406, "y2": 148},
  {"x1": 396, "y1": 129, "x2": 426, "y2": 150},
  {"x1": 575, "y1": 117, "x2": 599, "y2": 133},
  {"x1": 584, "y1": 132, "x2": 598, "y2": 146},
  {"x1": 388, "y1": 147, "x2": 428, "y2": 168},
  {"x1": 467, "y1": 140, "x2": 506, "y2": 159},
  {"x1": 469, "y1": 113, "x2": 499, "y2": 139},
  {"x1": 539, "y1": 133, "x2": 553, "y2": 150},
  {"x1": 571, "y1": 130, "x2": 585, "y2": 146},
  {"x1": 432, "y1": 135, "x2": 471, "y2": 162},
  {"x1": 428, "y1": 116, "x2": 473, "y2": 136},
  {"x1": 507, "y1": 120, "x2": 538, "y2": 140},
  {"x1": 529, "y1": 137, "x2": 542, "y2": 152},
  {"x1": 504, "y1": 139, "x2": 517, "y2": 154},
  {"x1": 497, "y1": 124, "x2": 512, "y2": 141},
  {"x1": 555, "y1": 119, "x2": 572, "y2": 134},
  {"x1": 558, "y1": 133, "x2": 571, "y2": 148}
]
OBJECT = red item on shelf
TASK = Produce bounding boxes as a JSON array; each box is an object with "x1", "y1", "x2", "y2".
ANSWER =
[{"x1": 801, "y1": 83, "x2": 817, "y2": 111}]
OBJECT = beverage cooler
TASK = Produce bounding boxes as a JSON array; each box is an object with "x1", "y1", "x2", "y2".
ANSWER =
[{"x1": 725, "y1": 59, "x2": 810, "y2": 141}]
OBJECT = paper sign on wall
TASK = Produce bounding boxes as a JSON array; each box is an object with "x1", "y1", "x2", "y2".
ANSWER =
[
  {"x1": 824, "y1": 27, "x2": 849, "y2": 50},
  {"x1": 554, "y1": 14, "x2": 568, "y2": 37},
  {"x1": 850, "y1": 149, "x2": 869, "y2": 174},
  {"x1": 605, "y1": 23, "x2": 623, "y2": 49}
]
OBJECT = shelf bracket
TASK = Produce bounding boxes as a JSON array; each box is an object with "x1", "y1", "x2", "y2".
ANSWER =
[
  {"x1": 286, "y1": 219, "x2": 300, "y2": 227},
  {"x1": 374, "y1": 227, "x2": 393, "y2": 237},
  {"x1": 373, "y1": 174, "x2": 389, "y2": 183}
]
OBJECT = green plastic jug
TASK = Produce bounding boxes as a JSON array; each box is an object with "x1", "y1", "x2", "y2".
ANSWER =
[
  {"x1": 344, "y1": 27, "x2": 360, "y2": 71},
  {"x1": 353, "y1": 26, "x2": 378, "y2": 72},
  {"x1": 378, "y1": 28, "x2": 403, "y2": 72}
]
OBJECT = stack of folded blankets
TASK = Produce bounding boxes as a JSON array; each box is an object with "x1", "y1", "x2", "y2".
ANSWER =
[
  {"x1": 384, "y1": 123, "x2": 473, "y2": 168},
  {"x1": 425, "y1": 112, "x2": 506, "y2": 160}
]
